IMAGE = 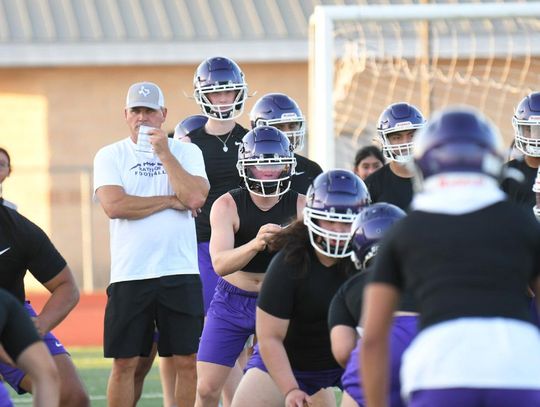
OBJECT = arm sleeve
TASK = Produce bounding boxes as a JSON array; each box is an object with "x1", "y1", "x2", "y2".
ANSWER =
[
  {"x1": 369, "y1": 231, "x2": 404, "y2": 290},
  {"x1": 0, "y1": 289, "x2": 41, "y2": 360},
  {"x1": 257, "y1": 250, "x2": 298, "y2": 319},
  {"x1": 328, "y1": 284, "x2": 355, "y2": 329},
  {"x1": 93, "y1": 145, "x2": 123, "y2": 194},
  {"x1": 22, "y1": 217, "x2": 67, "y2": 284},
  {"x1": 328, "y1": 272, "x2": 366, "y2": 329},
  {"x1": 311, "y1": 161, "x2": 323, "y2": 178}
]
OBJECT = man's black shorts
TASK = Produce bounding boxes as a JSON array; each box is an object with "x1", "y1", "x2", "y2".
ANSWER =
[{"x1": 104, "y1": 274, "x2": 204, "y2": 358}]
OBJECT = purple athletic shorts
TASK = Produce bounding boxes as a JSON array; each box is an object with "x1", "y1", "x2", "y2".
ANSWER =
[
  {"x1": 0, "y1": 301, "x2": 67, "y2": 394},
  {"x1": 342, "y1": 315, "x2": 418, "y2": 407},
  {"x1": 197, "y1": 278, "x2": 257, "y2": 367},
  {"x1": 198, "y1": 242, "x2": 220, "y2": 314},
  {"x1": 245, "y1": 345, "x2": 343, "y2": 396},
  {"x1": 410, "y1": 388, "x2": 540, "y2": 407}
]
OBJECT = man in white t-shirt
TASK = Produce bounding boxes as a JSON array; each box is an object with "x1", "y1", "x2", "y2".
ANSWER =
[{"x1": 93, "y1": 81, "x2": 209, "y2": 407}]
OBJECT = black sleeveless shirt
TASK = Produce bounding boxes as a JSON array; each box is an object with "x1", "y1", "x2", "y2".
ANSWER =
[
  {"x1": 230, "y1": 187, "x2": 298, "y2": 273},
  {"x1": 189, "y1": 123, "x2": 248, "y2": 242}
]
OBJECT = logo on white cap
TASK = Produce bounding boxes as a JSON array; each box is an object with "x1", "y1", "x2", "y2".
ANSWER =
[
  {"x1": 126, "y1": 82, "x2": 164, "y2": 110},
  {"x1": 138, "y1": 86, "x2": 151, "y2": 97}
]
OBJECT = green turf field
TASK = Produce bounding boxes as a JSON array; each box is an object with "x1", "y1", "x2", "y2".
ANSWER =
[
  {"x1": 9, "y1": 347, "x2": 343, "y2": 406},
  {"x1": 9, "y1": 347, "x2": 164, "y2": 407}
]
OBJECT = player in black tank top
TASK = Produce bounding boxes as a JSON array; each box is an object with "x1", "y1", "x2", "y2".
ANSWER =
[
  {"x1": 365, "y1": 102, "x2": 426, "y2": 210},
  {"x1": 195, "y1": 127, "x2": 304, "y2": 407},
  {"x1": 362, "y1": 107, "x2": 540, "y2": 407},
  {"x1": 249, "y1": 93, "x2": 323, "y2": 194},
  {"x1": 229, "y1": 187, "x2": 298, "y2": 274},
  {"x1": 187, "y1": 123, "x2": 247, "y2": 240},
  {"x1": 184, "y1": 56, "x2": 251, "y2": 310},
  {"x1": 232, "y1": 169, "x2": 371, "y2": 407}
]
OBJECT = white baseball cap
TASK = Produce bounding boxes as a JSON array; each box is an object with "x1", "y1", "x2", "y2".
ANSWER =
[{"x1": 125, "y1": 82, "x2": 165, "y2": 110}]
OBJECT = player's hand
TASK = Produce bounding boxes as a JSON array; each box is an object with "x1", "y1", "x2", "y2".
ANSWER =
[
  {"x1": 148, "y1": 128, "x2": 169, "y2": 155},
  {"x1": 285, "y1": 388, "x2": 312, "y2": 407},
  {"x1": 254, "y1": 223, "x2": 282, "y2": 252},
  {"x1": 169, "y1": 196, "x2": 202, "y2": 217}
]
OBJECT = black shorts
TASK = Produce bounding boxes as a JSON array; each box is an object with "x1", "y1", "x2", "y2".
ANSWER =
[{"x1": 104, "y1": 274, "x2": 204, "y2": 358}]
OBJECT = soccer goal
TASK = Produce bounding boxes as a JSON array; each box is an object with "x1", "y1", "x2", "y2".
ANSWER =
[{"x1": 308, "y1": 2, "x2": 540, "y2": 170}]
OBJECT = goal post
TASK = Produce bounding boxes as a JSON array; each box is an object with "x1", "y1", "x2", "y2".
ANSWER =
[{"x1": 308, "y1": 2, "x2": 540, "y2": 170}]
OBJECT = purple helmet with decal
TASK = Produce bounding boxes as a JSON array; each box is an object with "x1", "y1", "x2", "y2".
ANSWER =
[
  {"x1": 173, "y1": 115, "x2": 208, "y2": 140},
  {"x1": 250, "y1": 93, "x2": 306, "y2": 151},
  {"x1": 377, "y1": 102, "x2": 426, "y2": 163},
  {"x1": 512, "y1": 92, "x2": 540, "y2": 157},
  {"x1": 303, "y1": 169, "x2": 371, "y2": 258},
  {"x1": 237, "y1": 126, "x2": 296, "y2": 197},
  {"x1": 350, "y1": 203, "x2": 406, "y2": 270},
  {"x1": 413, "y1": 106, "x2": 504, "y2": 181},
  {"x1": 193, "y1": 56, "x2": 248, "y2": 121}
]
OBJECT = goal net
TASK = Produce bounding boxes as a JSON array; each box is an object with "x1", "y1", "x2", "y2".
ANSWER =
[{"x1": 308, "y1": 2, "x2": 540, "y2": 170}]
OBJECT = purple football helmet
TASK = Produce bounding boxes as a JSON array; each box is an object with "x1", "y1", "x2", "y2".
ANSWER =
[
  {"x1": 413, "y1": 106, "x2": 504, "y2": 182},
  {"x1": 237, "y1": 126, "x2": 296, "y2": 197},
  {"x1": 173, "y1": 114, "x2": 208, "y2": 140},
  {"x1": 512, "y1": 92, "x2": 540, "y2": 157},
  {"x1": 377, "y1": 102, "x2": 426, "y2": 163},
  {"x1": 193, "y1": 56, "x2": 248, "y2": 121},
  {"x1": 304, "y1": 170, "x2": 371, "y2": 258},
  {"x1": 250, "y1": 93, "x2": 306, "y2": 151},
  {"x1": 533, "y1": 167, "x2": 540, "y2": 220},
  {"x1": 350, "y1": 203, "x2": 406, "y2": 270}
]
